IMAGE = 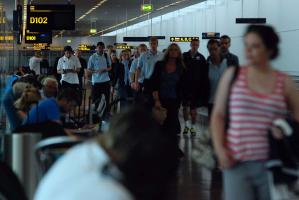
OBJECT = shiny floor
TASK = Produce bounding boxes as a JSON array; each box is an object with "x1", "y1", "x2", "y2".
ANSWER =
[{"x1": 167, "y1": 134, "x2": 222, "y2": 200}]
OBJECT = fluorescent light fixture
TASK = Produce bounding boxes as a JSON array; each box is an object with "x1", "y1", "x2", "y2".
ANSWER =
[
  {"x1": 66, "y1": 39, "x2": 72, "y2": 43},
  {"x1": 94, "y1": 0, "x2": 189, "y2": 37},
  {"x1": 103, "y1": 0, "x2": 208, "y2": 36},
  {"x1": 76, "y1": 0, "x2": 108, "y2": 23}
]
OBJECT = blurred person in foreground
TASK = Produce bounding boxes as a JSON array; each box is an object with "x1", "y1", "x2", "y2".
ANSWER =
[
  {"x1": 34, "y1": 106, "x2": 179, "y2": 200},
  {"x1": 211, "y1": 25, "x2": 299, "y2": 200}
]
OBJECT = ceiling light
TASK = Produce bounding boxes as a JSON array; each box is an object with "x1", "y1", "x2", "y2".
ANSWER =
[
  {"x1": 76, "y1": 0, "x2": 108, "y2": 23},
  {"x1": 89, "y1": 0, "x2": 188, "y2": 37}
]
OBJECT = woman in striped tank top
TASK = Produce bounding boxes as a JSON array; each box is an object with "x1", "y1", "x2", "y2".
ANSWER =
[{"x1": 211, "y1": 25, "x2": 299, "y2": 200}]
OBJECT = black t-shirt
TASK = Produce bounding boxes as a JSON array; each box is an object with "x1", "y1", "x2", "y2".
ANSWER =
[
  {"x1": 182, "y1": 51, "x2": 209, "y2": 106},
  {"x1": 78, "y1": 57, "x2": 87, "y2": 78}
]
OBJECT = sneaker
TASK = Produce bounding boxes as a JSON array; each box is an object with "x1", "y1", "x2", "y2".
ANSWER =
[
  {"x1": 183, "y1": 127, "x2": 189, "y2": 135},
  {"x1": 190, "y1": 127, "x2": 197, "y2": 137}
]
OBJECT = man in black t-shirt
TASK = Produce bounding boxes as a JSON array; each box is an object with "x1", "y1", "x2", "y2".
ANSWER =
[
  {"x1": 182, "y1": 39, "x2": 209, "y2": 136},
  {"x1": 220, "y1": 35, "x2": 239, "y2": 67}
]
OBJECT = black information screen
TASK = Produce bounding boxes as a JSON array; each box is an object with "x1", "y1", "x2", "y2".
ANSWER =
[
  {"x1": 27, "y1": 4, "x2": 75, "y2": 31},
  {"x1": 25, "y1": 30, "x2": 52, "y2": 44}
]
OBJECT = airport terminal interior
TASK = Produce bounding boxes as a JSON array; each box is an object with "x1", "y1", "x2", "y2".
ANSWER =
[{"x1": 1, "y1": 0, "x2": 299, "y2": 200}]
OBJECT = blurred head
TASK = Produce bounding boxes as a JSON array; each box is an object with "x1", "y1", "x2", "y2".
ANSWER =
[
  {"x1": 107, "y1": 45, "x2": 114, "y2": 52},
  {"x1": 34, "y1": 51, "x2": 41, "y2": 58},
  {"x1": 96, "y1": 42, "x2": 105, "y2": 54},
  {"x1": 42, "y1": 77, "x2": 58, "y2": 98},
  {"x1": 163, "y1": 43, "x2": 185, "y2": 71},
  {"x1": 139, "y1": 44, "x2": 147, "y2": 54},
  {"x1": 14, "y1": 86, "x2": 41, "y2": 112},
  {"x1": 121, "y1": 50, "x2": 130, "y2": 61},
  {"x1": 57, "y1": 88, "x2": 80, "y2": 113},
  {"x1": 244, "y1": 25, "x2": 280, "y2": 66},
  {"x1": 190, "y1": 39, "x2": 200, "y2": 53},
  {"x1": 165, "y1": 43, "x2": 182, "y2": 60},
  {"x1": 75, "y1": 49, "x2": 82, "y2": 57},
  {"x1": 220, "y1": 35, "x2": 231, "y2": 54},
  {"x1": 17, "y1": 74, "x2": 42, "y2": 89},
  {"x1": 110, "y1": 50, "x2": 118, "y2": 62},
  {"x1": 100, "y1": 106, "x2": 179, "y2": 200},
  {"x1": 207, "y1": 39, "x2": 221, "y2": 59},
  {"x1": 127, "y1": 49, "x2": 132, "y2": 57},
  {"x1": 64, "y1": 46, "x2": 73, "y2": 58},
  {"x1": 149, "y1": 37, "x2": 158, "y2": 52}
]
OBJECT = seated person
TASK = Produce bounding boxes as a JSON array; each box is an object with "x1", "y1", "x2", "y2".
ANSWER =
[
  {"x1": 34, "y1": 107, "x2": 179, "y2": 200},
  {"x1": 40, "y1": 77, "x2": 58, "y2": 99},
  {"x1": 18, "y1": 88, "x2": 80, "y2": 137},
  {"x1": 14, "y1": 86, "x2": 41, "y2": 120},
  {"x1": 2, "y1": 78, "x2": 31, "y2": 132}
]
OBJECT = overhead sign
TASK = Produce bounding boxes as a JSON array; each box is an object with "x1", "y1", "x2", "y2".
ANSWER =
[
  {"x1": 115, "y1": 44, "x2": 134, "y2": 49},
  {"x1": 123, "y1": 36, "x2": 165, "y2": 42},
  {"x1": 236, "y1": 18, "x2": 266, "y2": 24},
  {"x1": 149, "y1": 36, "x2": 166, "y2": 40},
  {"x1": 0, "y1": 43, "x2": 13, "y2": 50},
  {"x1": 170, "y1": 37, "x2": 199, "y2": 42},
  {"x1": 25, "y1": 30, "x2": 52, "y2": 44},
  {"x1": 0, "y1": 35, "x2": 13, "y2": 42},
  {"x1": 33, "y1": 43, "x2": 50, "y2": 50},
  {"x1": 27, "y1": 4, "x2": 75, "y2": 31},
  {"x1": 141, "y1": 4, "x2": 153, "y2": 12},
  {"x1": 202, "y1": 32, "x2": 220, "y2": 39},
  {"x1": 78, "y1": 44, "x2": 95, "y2": 51}
]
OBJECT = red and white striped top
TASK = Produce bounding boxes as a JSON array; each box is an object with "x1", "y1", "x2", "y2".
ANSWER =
[{"x1": 227, "y1": 67, "x2": 288, "y2": 162}]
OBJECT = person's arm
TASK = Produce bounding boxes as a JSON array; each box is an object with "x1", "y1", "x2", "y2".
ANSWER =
[
  {"x1": 106, "y1": 54, "x2": 112, "y2": 72},
  {"x1": 29, "y1": 58, "x2": 33, "y2": 71},
  {"x1": 135, "y1": 54, "x2": 144, "y2": 84},
  {"x1": 211, "y1": 67, "x2": 236, "y2": 169},
  {"x1": 151, "y1": 62, "x2": 162, "y2": 108},
  {"x1": 87, "y1": 56, "x2": 94, "y2": 76},
  {"x1": 285, "y1": 76, "x2": 299, "y2": 122},
  {"x1": 57, "y1": 59, "x2": 64, "y2": 74},
  {"x1": 16, "y1": 110, "x2": 27, "y2": 120},
  {"x1": 129, "y1": 59, "x2": 137, "y2": 83},
  {"x1": 234, "y1": 55, "x2": 240, "y2": 67},
  {"x1": 75, "y1": 57, "x2": 82, "y2": 73}
]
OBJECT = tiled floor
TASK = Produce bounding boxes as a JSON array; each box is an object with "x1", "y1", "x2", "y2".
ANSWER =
[{"x1": 166, "y1": 134, "x2": 222, "y2": 200}]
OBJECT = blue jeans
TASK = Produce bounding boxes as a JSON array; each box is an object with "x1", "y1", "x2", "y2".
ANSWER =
[{"x1": 223, "y1": 161, "x2": 271, "y2": 200}]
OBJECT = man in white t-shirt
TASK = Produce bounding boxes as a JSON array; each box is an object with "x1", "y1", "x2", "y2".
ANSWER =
[
  {"x1": 34, "y1": 107, "x2": 179, "y2": 200},
  {"x1": 57, "y1": 46, "x2": 81, "y2": 89},
  {"x1": 29, "y1": 51, "x2": 42, "y2": 75}
]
